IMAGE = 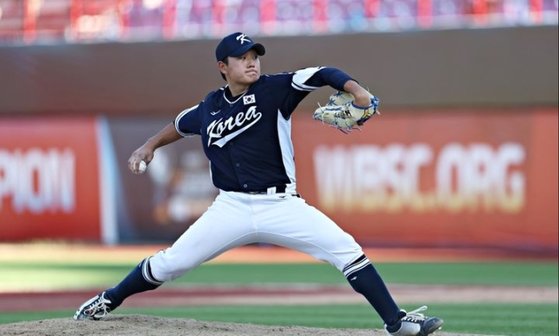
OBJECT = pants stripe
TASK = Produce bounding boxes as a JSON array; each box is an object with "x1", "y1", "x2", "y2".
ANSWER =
[
  {"x1": 141, "y1": 257, "x2": 164, "y2": 286},
  {"x1": 343, "y1": 254, "x2": 371, "y2": 277}
]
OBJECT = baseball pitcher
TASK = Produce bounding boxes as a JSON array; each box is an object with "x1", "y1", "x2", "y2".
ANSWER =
[{"x1": 74, "y1": 32, "x2": 443, "y2": 336}]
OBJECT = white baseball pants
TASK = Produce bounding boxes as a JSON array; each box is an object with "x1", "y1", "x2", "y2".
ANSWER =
[{"x1": 149, "y1": 190, "x2": 364, "y2": 282}]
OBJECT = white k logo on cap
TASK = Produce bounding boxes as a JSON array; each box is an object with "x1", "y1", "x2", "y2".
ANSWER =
[{"x1": 236, "y1": 33, "x2": 251, "y2": 44}]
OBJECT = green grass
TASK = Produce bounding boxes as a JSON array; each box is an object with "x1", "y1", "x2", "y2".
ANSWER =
[
  {"x1": 1, "y1": 261, "x2": 557, "y2": 335},
  {"x1": 1, "y1": 303, "x2": 557, "y2": 336},
  {"x1": 375, "y1": 262, "x2": 559, "y2": 286},
  {"x1": 0, "y1": 262, "x2": 557, "y2": 290},
  {"x1": 179, "y1": 262, "x2": 559, "y2": 286}
]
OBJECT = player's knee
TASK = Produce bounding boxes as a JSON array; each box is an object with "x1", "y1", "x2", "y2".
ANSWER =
[{"x1": 149, "y1": 250, "x2": 200, "y2": 282}]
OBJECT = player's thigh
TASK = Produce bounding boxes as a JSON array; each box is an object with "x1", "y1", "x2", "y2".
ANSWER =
[
  {"x1": 150, "y1": 193, "x2": 255, "y2": 280},
  {"x1": 258, "y1": 196, "x2": 363, "y2": 272}
]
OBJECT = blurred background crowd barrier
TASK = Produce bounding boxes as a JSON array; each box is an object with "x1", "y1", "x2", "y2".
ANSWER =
[
  {"x1": 0, "y1": 0, "x2": 557, "y2": 44},
  {"x1": 0, "y1": 0, "x2": 557, "y2": 257}
]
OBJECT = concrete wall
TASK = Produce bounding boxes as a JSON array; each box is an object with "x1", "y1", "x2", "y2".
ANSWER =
[{"x1": 1, "y1": 26, "x2": 557, "y2": 116}]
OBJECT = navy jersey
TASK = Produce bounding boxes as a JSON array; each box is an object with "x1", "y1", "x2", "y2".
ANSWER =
[{"x1": 174, "y1": 66, "x2": 352, "y2": 193}]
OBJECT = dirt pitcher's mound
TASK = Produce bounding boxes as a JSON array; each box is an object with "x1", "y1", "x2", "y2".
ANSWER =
[{"x1": 0, "y1": 314, "x2": 485, "y2": 336}]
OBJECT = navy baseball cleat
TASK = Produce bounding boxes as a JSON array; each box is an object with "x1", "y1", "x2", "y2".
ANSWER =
[
  {"x1": 385, "y1": 306, "x2": 444, "y2": 336},
  {"x1": 73, "y1": 291, "x2": 114, "y2": 320}
]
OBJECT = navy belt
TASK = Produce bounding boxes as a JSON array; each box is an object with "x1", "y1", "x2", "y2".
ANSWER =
[
  {"x1": 229, "y1": 185, "x2": 300, "y2": 197},
  {"x1": 245, "y1": 185, "x2": 286, "y2": 194}
]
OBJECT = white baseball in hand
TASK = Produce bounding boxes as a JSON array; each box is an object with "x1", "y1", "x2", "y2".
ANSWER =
[{"x1": 138, "y1": 160, "x2": 147, "y2": 174}]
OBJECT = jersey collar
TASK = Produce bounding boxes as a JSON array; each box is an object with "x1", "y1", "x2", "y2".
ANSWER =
[{"x1": 222, "y1": 85, "x2": 249, "y2": 105}]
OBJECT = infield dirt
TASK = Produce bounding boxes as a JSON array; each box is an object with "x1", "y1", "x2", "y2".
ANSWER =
[{"x1": 0, "y1": 315, "x2": 488, "y2": 336}]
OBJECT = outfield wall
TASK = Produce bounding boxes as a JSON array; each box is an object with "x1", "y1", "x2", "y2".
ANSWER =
[
  {"x1": 292, "y1": 107, "x2": 558, "y2": 251},
  {"x1": 0, "y1": 108, "x2": 557, "y2": 253},
  {"x1": 0, "y1": 26, "x2": 557, "y2": 116},
  {"x1": 0, "y1": 117, "x2": 101, "y2": 241},
  {"x1": 0, "y1": 26, "x2": 557, "y2": 252}
]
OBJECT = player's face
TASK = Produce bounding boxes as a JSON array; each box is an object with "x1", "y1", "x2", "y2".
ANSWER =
[{"x1": 222, "y1": 50, "x2": 261, "y2": 86}]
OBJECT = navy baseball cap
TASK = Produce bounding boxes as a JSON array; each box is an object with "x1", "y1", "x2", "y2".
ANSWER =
[{"x1": 215, "y1": 32, "x2": 265, "y2": 62}]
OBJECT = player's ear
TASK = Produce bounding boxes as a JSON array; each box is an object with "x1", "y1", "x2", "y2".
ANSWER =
[{"x1": 217, "y1": 60, "x2": 228, "y2": 81}]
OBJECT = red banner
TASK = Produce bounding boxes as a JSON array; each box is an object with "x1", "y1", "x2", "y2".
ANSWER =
[
  {"x1": 0, "y1": 117, "x2": 101, "y2": 241},
  {"x1": 292, "y1": 108, "x2": 558, "y2": 252}
]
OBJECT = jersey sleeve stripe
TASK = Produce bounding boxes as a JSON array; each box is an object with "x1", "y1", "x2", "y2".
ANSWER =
[
  {"x1": 174, "y1": 104, "x2": 199, "y2": 137},
  {"x1": 291, "y1": 81, "x2": 318, "y2": 91},
  {"x1": 291, "y1": 66, "x2": 324, "y2": 92}
]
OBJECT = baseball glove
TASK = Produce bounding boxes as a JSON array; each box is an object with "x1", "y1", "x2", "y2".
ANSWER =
[{"x1": 313, "y1": 91, "x2": 380, "y2": 133}]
